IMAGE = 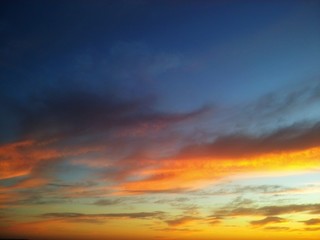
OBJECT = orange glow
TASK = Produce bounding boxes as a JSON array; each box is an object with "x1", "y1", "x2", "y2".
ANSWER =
[{"x1": 119, "y1": 147, "x2": 320, "y2": 193}]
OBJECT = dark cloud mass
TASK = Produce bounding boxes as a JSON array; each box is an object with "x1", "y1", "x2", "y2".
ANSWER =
[
  {"x1": 177, "y1": 122, "x2": 320, "y2": 159},
  {"x1": 0, "y1": 85, "x2": 207, "y2": 143}
]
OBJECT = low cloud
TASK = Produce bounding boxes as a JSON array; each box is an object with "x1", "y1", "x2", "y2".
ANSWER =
[
  {"x1": 304, "y1": 227, "x2": 320, "y2": 231},
  {"x1": 213, "y1": 203, "x2": 320, "y2": 217},
  {"x1": 41, "y1": 211, "x2": 165, "y2": 222},
  {"x1": 250, "y1": 216, "x2": 286, "y2": 226},
  {"x1": 301, "y1": 218, "x2": 320, "y2": 226},
  {"x1": 165, "y1": 216, "x2": 199, "y2": 227},
  {"x1": 264, "y1": 226, "x2": 290, "y2": 231},
  {"x1": 93, "y1": 198, "x2": 123, "y2": 206}
]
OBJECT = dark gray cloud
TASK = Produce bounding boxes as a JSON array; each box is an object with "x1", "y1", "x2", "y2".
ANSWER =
[
  {"x1": 176, "y1": 121, "x2": 320, "y2": 159},
  {"x1": 250, "y1": 77, "x2": 320, "y2": 120},
  {"x1": 213, "y1": 77, "x2": 320, "y2": 136},
  {"x1": 41, "y1": 211, "x2": 165, "y2": 221},
  {"x1": 93, "y1": 198, "x2": 123, "y2": 206},
  {"x1": 11, "y1": 196, "x2": 69, "y2": 206},
  {"x1": 6, "y1": 87, "x2": 205, "y2": 142}
]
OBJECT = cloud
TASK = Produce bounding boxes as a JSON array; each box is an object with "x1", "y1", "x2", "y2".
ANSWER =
[
  {"x1": 264, "y1": 226, "x2": 290, "y2": 231},
  {"x1": 118, "y1": 136, "x2": 320, "y2": 193},
  {"x1": 107, "y1": 41, "x2": 181, "y2": 81},
  {"x1": 156, "y1": 227, "x2": 201, "y2": 233},
  {"x1": 40, "y1": 211, "x2": 165, "y2": 222},
  {"x1": 123, "y1": 187, "x2": 192, "y2": 195},
  {"x1": 304, "y1": 227, "x2": 320, "y2": 231},
  {"x1": 0, "y1": 38, "x2": 198, "y2": 146},
  {"x1": 211, "y1": 77, "x2": 320, "y2": 136},
  {"x1": 0, "y1": 140, "x2": 61, "y2": 180},
  {"x1": 176, "y1": 122, "x2": 320, "y2": 159},
  {"x1": 0, "y1": 85, "x2": 210, "y2": 202},
  {"x1": 249, "y1": 77, "x2": 320, "y2": 121},
  {"x1": 213, "y1": 203, "x2": 320, "y2": 217},
  {"x1": 301, "y1": 218, "x2": 320, "y2": 226},
  {"x1": 13, "y1": 89, "x2": 206, "y2": 142},
  {"x1": 228, "y1": 197, "x2": 254, "y2": 208},
  {"x1": 197, "y1": 184, "x2": 296, "y2": 196},
  {"x1": 0, "y1": 138, "x2": 99, "y2": 182},
  {"x1": 250, "y1": 216, "x2": 286, "y2": 226},
  {"x1": 93, "y1": 198, "x2": 123, "y2": 206},
  {"x1": 165, "y1": 216, "x2": 199, "y2": 227}
]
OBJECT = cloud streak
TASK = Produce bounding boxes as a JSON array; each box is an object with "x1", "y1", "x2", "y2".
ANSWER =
[
  {"x1": 301, "y1": 218, "x2": 320, "y2": 226},
  {"x1": 213, "y1": 203, "x2": 320, "y2": 217},
  {"x1": 176, "y1": 122, "x2": 320, "y2": 159},
  {"x1": 118, "y1": 123, "x2": 320, "y2": 193},
  {"x1": 40, "y1": 211, "x2": 165, "y2": 223},
  {"x1": 165, "y1": 216, "x2": 200, "y2": 227},
  {"x1": 250, "y1": 216, "x2": 286, "y2": 226}
]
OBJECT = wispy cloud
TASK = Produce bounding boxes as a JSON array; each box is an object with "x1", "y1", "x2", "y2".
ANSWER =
[
  {"x1": 165, "y1": 216, "x2": 200, "y2": 227},
  {"x1": 250, "y1": 216, "x2": 286, "y2": 226},
  {"x1": 197, "y1": 184, "x2": 297, "y2": 196},
  {"x1": 213, "y1": 203, "x2": 320, "y2": 217},
  {"x1": 304, "y1": 227, "x2": 320, "y2": 231},
  {"x1": 41, "y1": 211, "x2": 165, "y2": 222},
  {"x1": 175, "y1": 122, "x2": 320, "y2": 159},
  {"x1": 93, "y1": 198, "x2": 123, "y2": 206},
  {"x1": 264, "y1": 226, "x2": 290, "y2": 231}
]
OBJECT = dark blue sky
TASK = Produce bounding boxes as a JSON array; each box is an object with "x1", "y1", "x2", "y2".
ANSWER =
[
  {"x1": 0, "y1": 0, "x2": 319, "y2": 160},
  {"x1": 1, "y1": 1, "x2": 319, "y2": 144}
]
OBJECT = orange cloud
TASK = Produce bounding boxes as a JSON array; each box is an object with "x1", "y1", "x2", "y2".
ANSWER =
[
  {"x1": 165, "y1": 216, "x2": 200, "y2": 227},
  {"x1": 118, "y1": 146, "x2": 320, "y2": 194},
  {"x1": 112, "y1": 123, "x2": 320, "y2": 194},
  {"x1": 0, "y1": 140, "x2": 62, "y2": 180},
  {"x1": 0, "y1": 138, "x2": 102, "y2": 181}
]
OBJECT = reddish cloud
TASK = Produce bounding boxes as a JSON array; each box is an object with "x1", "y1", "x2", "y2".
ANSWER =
[{"x1": 0, "y1": 140, "x2": 60, "y2": 180}]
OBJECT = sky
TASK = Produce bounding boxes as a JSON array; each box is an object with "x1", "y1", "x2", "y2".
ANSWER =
[{"x1": 0, "y1": 0, "x2": 320, "y2": 239}]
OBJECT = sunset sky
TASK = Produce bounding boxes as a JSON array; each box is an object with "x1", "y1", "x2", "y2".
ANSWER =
[{"x1": 0, "y1": 1, "x2": 320, "y2": 240}]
